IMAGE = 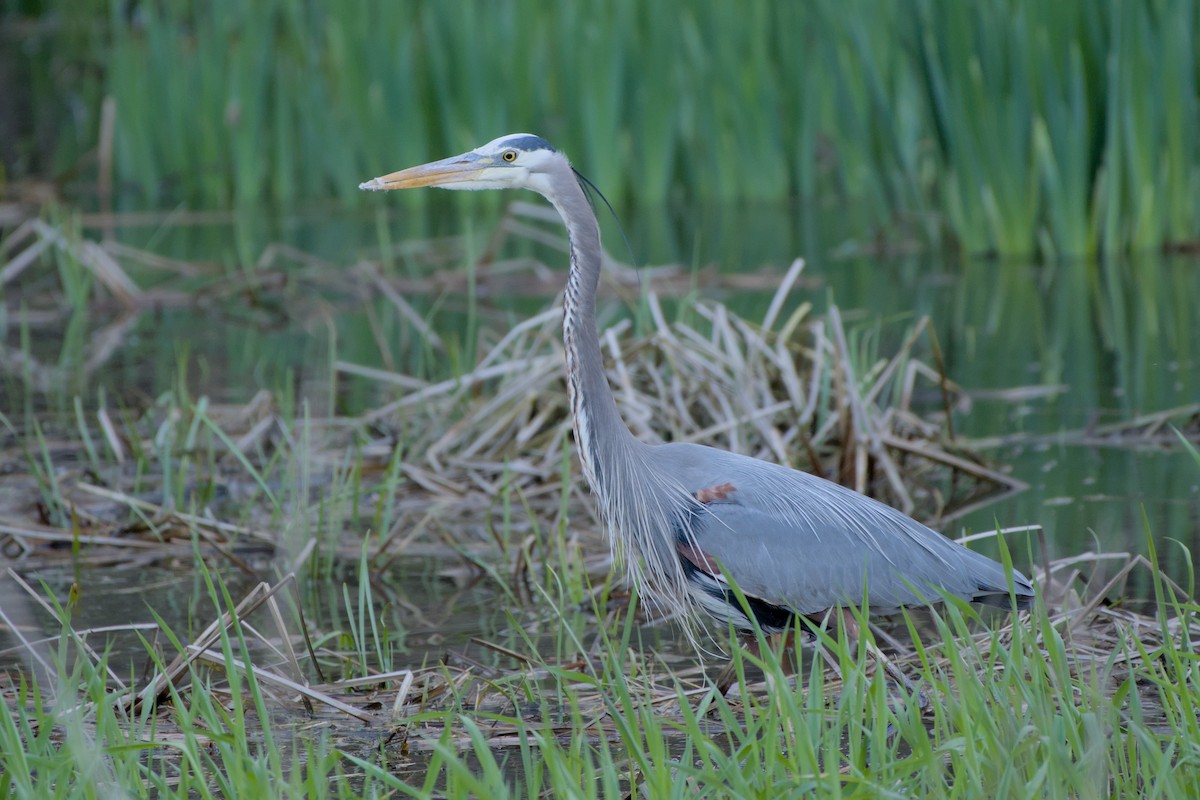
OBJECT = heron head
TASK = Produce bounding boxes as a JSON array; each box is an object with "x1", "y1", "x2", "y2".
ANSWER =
[{"x1": 359, "y1": 134, "x2": 560, "y2": 194}]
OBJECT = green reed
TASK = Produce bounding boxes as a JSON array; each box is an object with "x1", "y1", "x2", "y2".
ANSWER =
[
  {"x1": 2, "y1": 422, "x2": 1198, "y2": 798},
  {"x1": 13, "y1": 0, "x2": 1199, "y2": 257}
]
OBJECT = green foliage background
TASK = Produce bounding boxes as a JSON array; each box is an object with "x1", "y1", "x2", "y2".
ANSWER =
[{"x1": 5, "y1": 0, "x2": 1200, "y2": 257}]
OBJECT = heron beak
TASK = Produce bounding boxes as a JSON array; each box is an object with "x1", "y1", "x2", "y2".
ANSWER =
[{"x1": 358, "y1": 152, "x2": 490, "y2": 191}]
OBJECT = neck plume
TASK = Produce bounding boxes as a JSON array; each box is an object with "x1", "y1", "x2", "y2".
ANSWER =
[
  {"x1": 551, "y1": 179, "x2": 636, "y2": 496},
  {"x1": 543, "y1": 166, "x2": 697, "y2": 639}
]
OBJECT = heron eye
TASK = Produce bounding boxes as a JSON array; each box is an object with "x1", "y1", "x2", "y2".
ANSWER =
[{"x1": 502, "y1": 150, "x2": 518, "y2": 162}]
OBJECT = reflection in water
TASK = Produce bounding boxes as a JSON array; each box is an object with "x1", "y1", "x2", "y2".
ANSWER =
[
  {"x1": 3, "y1": 557, "x2": 517, "y2": 676},
  {"x1": 5, "y1": 202, "x2": 1197, "y2": 589}
]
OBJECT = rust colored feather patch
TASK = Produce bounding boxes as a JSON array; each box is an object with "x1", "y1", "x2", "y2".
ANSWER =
[{"x1": 694, "y1": 482, "x2": 736, "y2": 504}]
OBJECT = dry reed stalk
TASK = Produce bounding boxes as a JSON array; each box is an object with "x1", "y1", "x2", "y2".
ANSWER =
[{"x1": 340, "y1": 280, "x2": 1016, "y2": 541}]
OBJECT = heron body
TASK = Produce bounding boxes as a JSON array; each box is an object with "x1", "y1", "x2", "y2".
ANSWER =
[{"x1": 361, "y1": 134, "x2": 1035, "y2": 636}]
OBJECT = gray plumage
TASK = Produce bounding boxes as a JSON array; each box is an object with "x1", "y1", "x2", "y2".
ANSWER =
[{"x1": 361, "y1": 133, "x2": 1035, "y2": 636}]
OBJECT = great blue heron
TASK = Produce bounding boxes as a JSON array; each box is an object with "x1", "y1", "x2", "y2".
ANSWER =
[{"x1": 360, "y1": 133, "x2": 1035, "y2": 648}]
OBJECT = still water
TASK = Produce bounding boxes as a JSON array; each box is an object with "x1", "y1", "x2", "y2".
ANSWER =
[{"x1": 8, "y1": 198, "x2": 1200, "y2": 599}]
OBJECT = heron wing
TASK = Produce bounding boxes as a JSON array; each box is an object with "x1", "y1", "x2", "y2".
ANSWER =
[{"x1": 657, "y1": 442, "x2": 1031, "y2": 614}]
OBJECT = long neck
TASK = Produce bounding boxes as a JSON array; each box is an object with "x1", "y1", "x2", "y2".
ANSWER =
[
  {"x1": 549, "y1": 180, "x2": 638, "y2": 494},
  {"x1": 543, "y1": 166, "x2": 695, "y2": 628}
]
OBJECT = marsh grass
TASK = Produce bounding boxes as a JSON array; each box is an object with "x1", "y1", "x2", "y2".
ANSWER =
[
  {"x1": 11, "y1": 0, "x2": 1200, "y2": 257},
  {"x1": 2, "y1": 533, "x2": 1197, "y2": 797},
  {"x1": 3, "y1": 212, "x2": 1200, "y2": 795}
]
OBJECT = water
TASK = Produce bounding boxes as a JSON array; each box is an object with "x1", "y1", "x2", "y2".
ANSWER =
[
  {"x1": 4, "y1": 199, "x2": 1198, "y2": 623},
  {"x1": 2, "y1": 201, "x2": 1195, "y2": 798},
  {"x1": 5, "y1": 555, "x2": 505, "y2": 671}
]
